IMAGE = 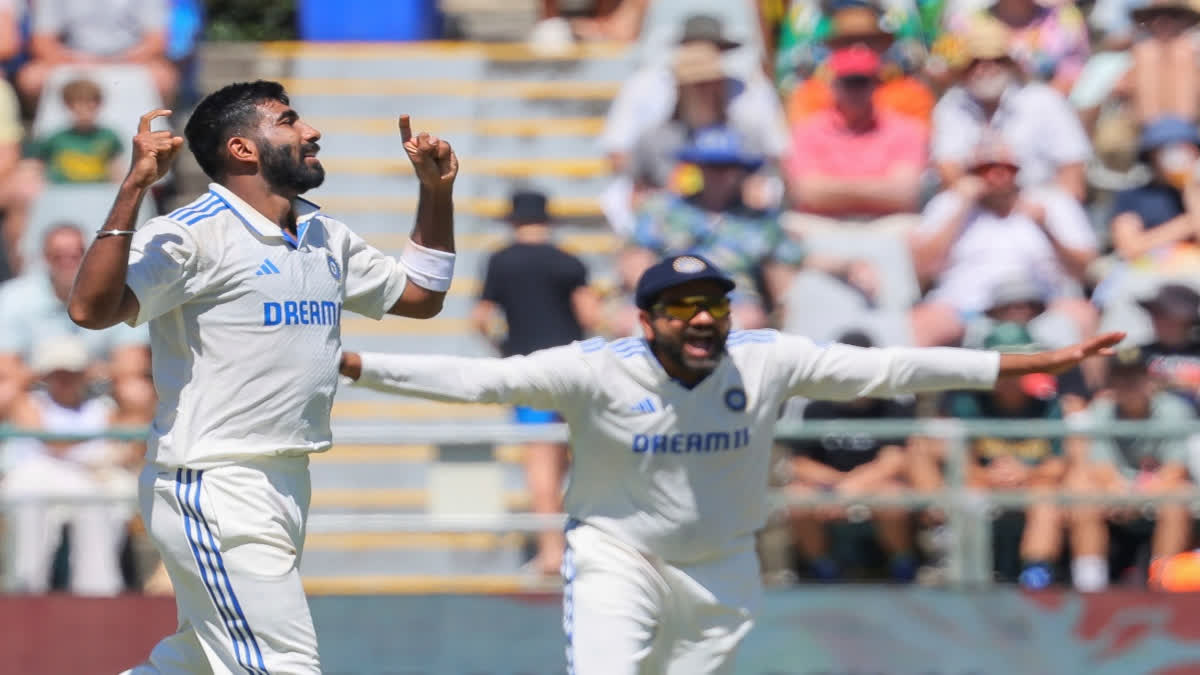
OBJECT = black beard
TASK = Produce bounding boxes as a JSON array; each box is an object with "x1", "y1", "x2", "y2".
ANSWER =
[
  {"x1": 651, "y1": 327, "x2": 727, "y2": 378},
  {"x1": 260, "y1": 140, "x2": 325, "y2": 194}
]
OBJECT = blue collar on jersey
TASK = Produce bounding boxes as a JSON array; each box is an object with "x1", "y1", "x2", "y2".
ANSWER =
[{"x1": 207, "y1": 183, "x2": 322, "y2": 249}]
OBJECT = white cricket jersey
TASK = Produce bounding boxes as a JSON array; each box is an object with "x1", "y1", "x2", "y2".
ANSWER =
[
  {"x1": 126, "y1": 183, "x2": 408, "y2": 468},
  {"x1": 355, "y1": 330, "x2": 1001, "y2": 564}
]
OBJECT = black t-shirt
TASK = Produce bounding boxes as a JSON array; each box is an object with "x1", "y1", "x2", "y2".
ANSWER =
[
  {"x1": 789, "y1": 398, "x2": 916, "y2": 472},
  {"x1": 480, "y1": 242, "x2": 588, "y2": 357},
  {"x1": 1110, "y1": 181, "x2": 1185, "y2": 230},
  {"x1": 939, "y1": 391, "x2": 1062, "y2": 466}
]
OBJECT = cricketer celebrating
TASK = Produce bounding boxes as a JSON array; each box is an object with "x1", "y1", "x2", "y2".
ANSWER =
[
  {"x1": 68, "y1": 80, "x2": 459, "y2": 674},
  {"x1": 339, "y1": 253, "x2": 1122, "y2": 675}
]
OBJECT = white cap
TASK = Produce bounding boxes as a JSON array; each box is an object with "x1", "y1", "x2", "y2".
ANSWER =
[{"x1": 30, "y1": 335, "x2": 90, "y2": 374}]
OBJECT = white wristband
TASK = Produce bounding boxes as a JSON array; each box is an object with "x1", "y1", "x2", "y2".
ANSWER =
[{"x1": 399, "y1": 239, "x2": 455, "y2": 292}]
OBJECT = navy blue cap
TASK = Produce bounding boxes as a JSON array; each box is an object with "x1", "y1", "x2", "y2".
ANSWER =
[
  {"x1": 634, "y1": 254, "x2": 736, "y2": 310},
  {"x1": 1139, "y1": 116, "x2": 1200, "y2": 157},
  {"x1": 676, "y1": 125, "x2": 765, "y2": 170}
]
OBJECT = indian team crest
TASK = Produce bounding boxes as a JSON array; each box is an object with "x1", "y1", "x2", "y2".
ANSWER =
[
  {"x1": 673, "y1": 256, "x2": 706, "y2": 274},
  {"x1": 326, "y1": 253, "x2": 341, "y2": 280},
  {"x1": 724, "y1": 387, "x2": 747, "y2": 412}
]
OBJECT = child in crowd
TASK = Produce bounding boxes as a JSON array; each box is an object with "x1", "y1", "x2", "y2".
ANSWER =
[{"x1": 27, "y1": 79, "x2": 123, "y2": 184}]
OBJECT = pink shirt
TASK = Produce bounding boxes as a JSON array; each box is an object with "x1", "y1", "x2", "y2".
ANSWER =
[{"x1": 787, "y1": 108, "x2": 928, "y2": 183}]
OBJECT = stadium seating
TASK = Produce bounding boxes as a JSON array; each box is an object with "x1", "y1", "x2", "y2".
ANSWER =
[
  {"x1": 257, "y1": 40, "x2": 632, "y2": 582},
  {"x1": 21, "y1": 184, "x2": 158, "y2": 273}
]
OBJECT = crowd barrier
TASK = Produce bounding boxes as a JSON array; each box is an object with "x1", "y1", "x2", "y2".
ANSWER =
[{"x1": 4, "y1": 419, "x2": 1200, "y2": 590}]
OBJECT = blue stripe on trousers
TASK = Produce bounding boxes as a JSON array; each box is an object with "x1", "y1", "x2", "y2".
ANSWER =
[
  {"x1": 192, "y1": 470, "x2": 268, "y2": 673},
  {"x1": 562, "y1": 518, "x2": 580, "y2": 675},
  {"x1": 175, "y1": 469, "x2": 268, "y2": 675}
]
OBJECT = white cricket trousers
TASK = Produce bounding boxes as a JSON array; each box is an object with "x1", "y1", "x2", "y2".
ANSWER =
[
  {"x1": 2, "y1": 453, "x2": 132, "y2": 595},
  {"x1": 123, "y1": 456, "x2": 320, "y2": 675},
  {"x1": 562, "y1": 521, "x2": 760, "y2": 675}
]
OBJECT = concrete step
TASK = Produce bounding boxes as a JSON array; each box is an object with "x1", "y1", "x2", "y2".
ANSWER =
[
  {"x1": 301, "y1": 548, "x2": 527, "y2": 578},
  {"x1": 310, "y1": 487, "x2": 531, "y2": 511},
  {"x1": 301, "y1": 573, "x2": 558, "y2": 594},
  {"x1": 314, "y1": 194, "x2": 604, "y2": 221},
  {"x1": 288, "y1": 92, "x2": 614, "y2": 120}
]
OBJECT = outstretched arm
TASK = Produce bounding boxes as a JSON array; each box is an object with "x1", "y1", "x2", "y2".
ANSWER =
[
  {"x1": 786, "y1": 332, "x2": 1124, "y2": 400},
  {"x1": 340, "y1": 344, "x2": 586, "y2": 412}
]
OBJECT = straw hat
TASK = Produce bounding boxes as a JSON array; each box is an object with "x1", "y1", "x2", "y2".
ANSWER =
[
  {"x1": 963, "y1": 17, "x2": 1014, "y2": 65},
  {"x1": 672, "y1": 42, "x2": 725, "y2": 86},
  {"x1": 826, "y1": 5, "x2": 894, "y2": 45}
]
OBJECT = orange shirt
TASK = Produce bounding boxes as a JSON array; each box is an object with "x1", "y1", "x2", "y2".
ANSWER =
[{"x1": 787, "y1": 74, "x2": 935, "y2": 128}]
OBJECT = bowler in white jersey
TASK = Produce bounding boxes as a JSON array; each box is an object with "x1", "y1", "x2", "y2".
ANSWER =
[
  {"x1": 339, "y1": 254, "x2": 1123, "y2": 675},
  {"x1": 67, "y1": 81, "x2": 460, "y2": 674}
]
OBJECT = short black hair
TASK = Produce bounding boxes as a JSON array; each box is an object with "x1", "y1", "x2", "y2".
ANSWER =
[{"x1": 184, "y1": 80, "x2": 289, "y2": 180}]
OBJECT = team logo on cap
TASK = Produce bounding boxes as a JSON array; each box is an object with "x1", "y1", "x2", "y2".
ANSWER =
[
  {"x1": 326, "y1": 253, "x2": 341, "y2": 281},
  {"x1": 673, "y1": 256, "x2": 706, "y2": 274},
  {"x1": 724, "y1": 387, "x2": 747, "y2": 412}
]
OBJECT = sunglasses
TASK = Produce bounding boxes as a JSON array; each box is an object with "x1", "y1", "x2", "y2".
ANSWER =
[{"x1": 653, "y1": 295, "x2": 732, "y2": 321}]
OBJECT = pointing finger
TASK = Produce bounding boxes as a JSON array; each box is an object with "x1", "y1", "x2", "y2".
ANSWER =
[
  {"x1": 399, "y1": 115, "x2": 412, "y2": 143},
  {"x1": 138, "y1": 109, "x2": 172, "y2": 134}
]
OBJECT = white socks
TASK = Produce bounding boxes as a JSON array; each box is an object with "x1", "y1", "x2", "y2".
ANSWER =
[{"x1": 1073, "y1": 555, "x2": 1109, "y2": 592}]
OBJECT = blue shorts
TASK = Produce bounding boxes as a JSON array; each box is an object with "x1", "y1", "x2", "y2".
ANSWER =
[{"x1": 513, "y1": 406, "x2": 561, "y2": 425}]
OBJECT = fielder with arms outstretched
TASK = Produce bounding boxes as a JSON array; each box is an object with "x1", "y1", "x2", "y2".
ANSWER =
[
  {"x1": 68, "y1": 81, "x2": 459, "y2": 674},
  {"x1": 340, "y1": 253, "x2": 1122, "y2": 675}
]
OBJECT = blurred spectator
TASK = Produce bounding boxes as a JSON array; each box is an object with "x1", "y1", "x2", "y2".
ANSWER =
[
  {"x1": 0, "y1": 48, "x2": 25, "y2": 277},
  {"x1": 0, "y1": 336, "x2": 130, "y2": 595},
  {"x1": 931, "y1": 18, "x2": 1092, "y2": 200},
  {"x1": 909, "y1": 140, "x2": 1099, "y2": 347},
  {"x1": 785, "y1": 330, "x2": 920, "y2": 583},
  {"x1": 775, "y1": 0, "x2": 936, "y2": 91},
  {"x1": 26, "y1": 78, "x2": 124, "y2": 184},
  {"x1": 783, "y1": 2, "x2": 937, "y2": 127},
  {"x1": 17, "y1": 0, "x2": 178, "y2": 105},
  {"x1": 470, "y1": 190, "x2": 599, "y2": 577},
  {"x1": 0, "y1": 0, "x2": 21, "y2": 66},
  {"x1": 936, "y1": 0, "x2": 1090, "y2": 94},
  {"x1": 939, "y1": 322, "x2": 1069, "y2": 588},
  {"x1": 786, "y1": 45, "x2": 928, "y2": 219},
  {"x1": 627, "y1": 125, "x2": 876, "y2": 329},
  {"x1": 1130, "y1": 0, "x2": 1200, "y2": 126},
  {"x1": 1108, "y1": 117, "x2": 1200, "y2": 272},
  {"x1": 1069, "y1": 346, "x2": 1194, "y2": 591},
  {"x1": 1135, "y1": 283, "x2": 1200, "y2": 402},
  {"x1": 535, "y1": 0, "x2": 647, "y2": 47},
  {"x1": 0, "y1": 224, "x2": 149, "y2": 389},
  {"x1": 602, "y1": 20, "x2": 788, "y2": 236}
]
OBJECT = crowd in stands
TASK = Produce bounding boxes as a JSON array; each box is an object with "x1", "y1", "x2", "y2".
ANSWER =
[
  {"x1": 5, "y1": 0, "x2": 1200, "y2": 596},
  {"x1": 0, "y1": 0, "x2": 197, "y2": 595},
  {"x1": 487, "y1": 0, "x2": 1200, "y2": 592}
]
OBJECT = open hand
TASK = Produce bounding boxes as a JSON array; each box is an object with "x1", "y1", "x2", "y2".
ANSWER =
[
  {"x1": 400, "y1": 115, "x2": 457, "y2": 191},
  {"x1": 998, "y1": 332, "x2": 1125, "y2": 377},
  {"x1": 126, "y1": 109, "x2": 183, "y2": 190}
]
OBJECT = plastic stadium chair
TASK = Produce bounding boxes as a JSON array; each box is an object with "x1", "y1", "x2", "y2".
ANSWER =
[{"x1": 20, "y1": 184, "x2": 157, "y2": 274}]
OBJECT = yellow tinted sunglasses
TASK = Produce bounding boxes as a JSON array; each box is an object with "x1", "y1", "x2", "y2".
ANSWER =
[{"x1": 653, "y1": 295, "x2": 732, "y2": 321}]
